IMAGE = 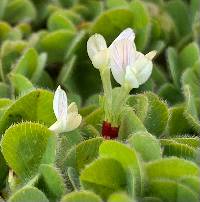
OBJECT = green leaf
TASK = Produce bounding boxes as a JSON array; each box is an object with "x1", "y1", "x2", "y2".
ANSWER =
[
  {"x1": 128, "y1": 132, "x2": 162, "y2": 162},
  {"x1": 182, "y1": 67, "x2": 200, "y2": 99},
  {"x1": 0, "y1": 98, "x2": 13, "y2": 118},
  {"x1": 91, "y1": 9, "x2": 134, "y2": 44},
  {"x1": 180, "y1": 176, "x2": 200, "y2": 195},
  {"x1": 36, "y1": 71, "x2": 54, "y2": 89},
  {"x1": 31, "y1": 53, "x2": 47, "y2": 83},
  {"x1": 143, "y1": 92, "x2": 169, "y2": 136},
  {"x1": 0, "y1": 40, "x2": 27, "y2": 74},
  {"x1": 0, "y1": 0, "x2": 7, "y2": 19},
  {"x1": 16, "y1": 22, "x2": 31, "y2": 38},
  {"x1": 165, "y1": 0, "x2": 191, "y2": 37},
  {"x1": 127, "y1": 94, "x2": 149, "y2": 122},
  {"x1": 183, "y1": 85, "x2": 200, "y2": 132},
  {"x1": 64, "y1": 30, "x2": 86, "y2": 61},
  {"x1": 8, "y1": 186, "x2": 49, "y2": 202},
  {"x1": 141, "y1": 197, "x2": 163, "y2": 202},
  {"x1": 119, "y1": 108, "x2": 147, "y2": 140},
  {"x1": 160, "y1": 139, "x2": 198, "y2": 163},
  {"x1": 0, "y1": 21, "x2": 11, "y2": 43},
  {"x1": 190, "y1": 0, "x2": 200, "y2": 22},
  {"x1": 133, "y1": 79, "x2": 154, "y2": 94},
  {"x1": 84, "y1": 108, "x2": 104, "y2": 130},
  {"x1": 67, "y1": 167, "x2": 80, "y2": 191},
  {"x1": 145, "y1": 157, "x2": 200, "y2": 181},
  {"x1": 151, "y1": 65, "x2": 167, "y2": 87},
  {"x1": 37, "y1": 164, "x2": 66, "y2": 201},
  {"x1": 80, "y1": 158, "x2": 127, "y2": 199},
  {"x1": 158, "y1": 83, "x2": 183, "y2": 105},
  {"x1": 106, "y1": 0, "x2": 128, "y2": 9},
  {"x1": 12, "y1": 48, "x2": 38, "y2": 79},
  {"x1": 0, "y1": 152, "x2": 8, "y2": 189},
  {"x1": 47, "y1": 11, "x2": 76, "y2": 32},
  {"x1": 9, "y1": 73, "x2": 34, "y2": 96},
  {"x1": 149, "y1": 40, "x2": 166, "y2": 55},
  {"x1": 130, "y1": 0, "x2": 150, "y2": 50},
  {"x1": 0, "y1": 98, "x2": 13, "y2": 108},
  {"x1": 99, "y1": 140, "x2": 143, "y2": 196},
  {"x1": 39, "y1": 30, "x2": 75, "y2": 63},
  {"x1": 57, "y1": 55, "x2": 76, "y2": 91},
  {"x1": 1, "y1": 122, "x2": 56, "y2": 181},
  {"x1": 80, "y1": 105, "x2": 98, "y2": 117},
  {"x1": 0, "y1": 89, "x2": 56, "y2": 134},
  {"x1": 76, "y1": 1, "x2": 103, "y2": 20},
  {"x1": 0, "y1": 82, "x2": 10, "y2": 98},
  {"x1": 130, "y1": 0, "x2": 150, "y2": 28},
  {"x1": 166, "y1": 47, "x2": 179, "y2": 87},
  {"x1": 3, "y1": 0, "x2": 36, "y2": 24},
  {"x1": 64, "y1": 138, "x2": 103, "y2": 173},
  {"x1": 172, "y1": 137, "x2": 200, "y2": 149},
  {"x1": 147, "y1": 179, "x2": 199, "y2": 202},
  {"x1": 108, "y1": 192, "x2": 133, "y2": 202},
  {"x1": 179, "y1": 42, "x2": 200, "y2": 70},
  {"x1": 167, "y1": 106, "x2": 194, "y2": 136},
  {"x1": 81, "y1": 124, "x2": 100, "y2": 139},
  {"x1": 56, "y1": 130, "x2": 83, "y2": 171},
  {"x1": 61, "y1": 191, "x2": 102, "y2": 202}
]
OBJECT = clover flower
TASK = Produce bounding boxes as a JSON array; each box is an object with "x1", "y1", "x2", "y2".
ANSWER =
[
  {"x1": 49, "y1": 86, "x2": 82, "y2": 134},
  {"x1": 109, "y1": 28, "x2": 156, "y2": 89},
  {"x1": 87, "y1": 33, "x2": 110, "y2": 69}
]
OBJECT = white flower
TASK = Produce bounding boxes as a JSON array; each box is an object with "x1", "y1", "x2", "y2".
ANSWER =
[
  {"x1": 49, "y1": 86, "x2": 82, "y2": 134},
  {"x1": 87, "y1": 34, "x2": 109, "y2": 69},
  {"x1": 109, "y1": 28, "x2": 156, "y2": 89}
]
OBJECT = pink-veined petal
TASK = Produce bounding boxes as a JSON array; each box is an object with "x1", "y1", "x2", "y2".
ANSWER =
[
  {"x1": 110, "y1": 39, "x2": 136, "y2": 85},
  {"x1": 112, "y1": 28, "x2": 135, "y2": 44}
]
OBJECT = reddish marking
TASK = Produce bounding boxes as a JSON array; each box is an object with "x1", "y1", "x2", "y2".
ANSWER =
[{"x1": 102, "y1": 121, "x2": 119, "y2": 139}]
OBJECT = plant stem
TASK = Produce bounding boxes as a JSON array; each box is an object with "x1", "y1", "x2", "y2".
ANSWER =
[
  {"x1": 111, "y1": 83, "x2": 131, "y2": 126},
  {"x1": 100, "y1": 67, "x2": 112, "y2": 121}
]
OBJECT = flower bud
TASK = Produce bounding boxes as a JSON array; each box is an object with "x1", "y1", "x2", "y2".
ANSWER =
[{"x1": 87, "y1": 34, "x2": 109, "y2": 69}]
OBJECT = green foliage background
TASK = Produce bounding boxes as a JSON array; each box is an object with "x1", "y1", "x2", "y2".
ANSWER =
[{"x1": 0, "y1": 0, "x2": 199, "y2": 201}]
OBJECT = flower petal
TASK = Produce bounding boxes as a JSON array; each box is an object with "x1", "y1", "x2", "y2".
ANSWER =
[
  {"x1": 132, "y1": 52, "x2": 153, "y2": 85},
  {"x1": 49, "y1": 120, "x2": 65, "y2": 134},
  {"x1": 92, "y1": 48, "x2": 110, "y2": 69},
  {"x1": 125, "y1": 65, "x2": 139, "y2": 88},
  {"x1": 110, "y1": 39, "x2": 136, "y2": 85},
  {"x1": 87, "y1": 34, "x2": 107, "y2": 61},
  {"x1": 145, "y1": 50, "x2": 157, "y2": 60},
  {"x1": 65, "y1": 113, "x2": 82, "y2": 132},
  {"x1": 53, "y1": 86, "x2": 68, "y2": 121},
  {"x1": 112, "y1": 28, "x2": 135, "y2": 43},
  {"x1": 68, "y1": 102, "x2": 78, "y2": 114}
]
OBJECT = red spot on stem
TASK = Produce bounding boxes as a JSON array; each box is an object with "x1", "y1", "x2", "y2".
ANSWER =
[{"x1": 102, "y1": 121, "x2": 119, "y2": 139}]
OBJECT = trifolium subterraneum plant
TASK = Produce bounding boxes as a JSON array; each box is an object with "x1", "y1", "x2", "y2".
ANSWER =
[{"x1": 87, "y1": 28, "x2": 156, "y2": 139}]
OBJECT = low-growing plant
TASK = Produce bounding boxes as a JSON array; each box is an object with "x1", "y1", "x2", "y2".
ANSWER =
[{"x1": 0, "y1": 0, "x2": 199, "y2": 202}]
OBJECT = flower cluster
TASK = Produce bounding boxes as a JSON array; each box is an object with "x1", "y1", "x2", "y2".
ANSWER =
[
  {"x1": 49, "y1": 28, "x2": 156, "y2": 138},
  {"x1": 87, "y1": 28, "x2": 156, "y2": 138},
  {"x1": 87, "y1": 28, "x2": 156, "y2": 89}
]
